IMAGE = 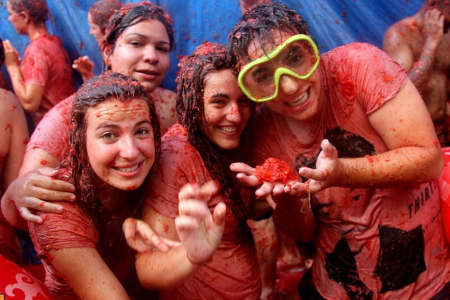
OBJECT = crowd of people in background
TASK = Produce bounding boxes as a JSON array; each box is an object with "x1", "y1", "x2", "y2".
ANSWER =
[{"x1": 0, "y1": 0, "x2": 449, "y2": 300}]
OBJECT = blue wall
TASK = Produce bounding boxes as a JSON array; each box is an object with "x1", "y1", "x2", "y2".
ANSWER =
[{"x1": 0, "y1": 0, "x2": 422, "y2": 92}]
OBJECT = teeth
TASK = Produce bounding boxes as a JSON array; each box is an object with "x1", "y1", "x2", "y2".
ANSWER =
[
  {"x1": 287, "y1": 91, "x2": 308, "y2": 107},
  {"x1": 220, "y1": 127, "x2": 237, "y2": 133},
  {"x1": 115, "y1": 164, "x2": 139, "y2": 172}
]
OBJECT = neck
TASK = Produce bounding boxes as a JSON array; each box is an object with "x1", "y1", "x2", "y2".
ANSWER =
[
  {"x1": 28, "y1": 23, "x2": 49, "y2": 41},
  {"x1": 96, "y1": 181, "x2": 127, "y2": 216}
]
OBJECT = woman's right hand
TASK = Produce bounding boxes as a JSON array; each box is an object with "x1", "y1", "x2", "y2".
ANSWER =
[{"x1": 3, "y1": 167, "x2": 76, "y2": 224}]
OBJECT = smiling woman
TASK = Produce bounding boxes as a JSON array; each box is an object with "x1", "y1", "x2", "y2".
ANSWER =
[{"x1": 27, "y1": 72, "x2": 161, "y2": 300}]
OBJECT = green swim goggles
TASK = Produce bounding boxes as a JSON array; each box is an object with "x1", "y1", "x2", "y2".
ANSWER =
[{"x1": 238, "y1": 34, "x2": 320, "y2": 102}]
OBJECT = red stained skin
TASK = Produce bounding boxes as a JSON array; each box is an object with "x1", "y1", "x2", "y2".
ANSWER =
[
  {"x1": 40, "y1": 159, "x2": 48, "y2": 165},
  {"x1": 254, "y1": 158, "x2": 297, "y2": 183}
]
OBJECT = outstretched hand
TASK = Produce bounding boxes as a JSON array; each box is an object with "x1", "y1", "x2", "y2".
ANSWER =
[
  {"x1": 230, "y1": 163, "x2": 309, "y2": 209},
  {"x1": 123, "y1": 218, "x2": 181, "y2": 253},
  {"x1": 298, "y1": 139, "x2": 339, "y2": 193},
  {"x1": 176, "y1": 181, "x2": 226, "y2": 265}
]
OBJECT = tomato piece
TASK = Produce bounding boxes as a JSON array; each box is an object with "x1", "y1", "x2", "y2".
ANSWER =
[{"x1": 254, "y1": 158, "x2": 297, "y2": 183}]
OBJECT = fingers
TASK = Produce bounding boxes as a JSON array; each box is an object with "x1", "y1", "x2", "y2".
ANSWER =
[
  {"x1": 123, "y1": 218, "x2": 175, "y2": 252},
  {"x1": 22, "y1": 196, "x2": 64, "y2": 212},
  {"x1": 178, "y1": 199, "x2": 208, "y2": 219},
  {"x1": 19, "y1": 207, "x2": 43, "y2": 224},
  {"x1": 178, "y1": 181, "x2": 218, "y2": 202},
  {"x1": 234, "y1": 172, "x2": 263, "y2": 187},
  {"x1": 230, "y1": 162, "x2": 255, "y2": 175},
  {"x1": 212, "y1": 202, "x2": 226, "y2": 228},
  {"x1": 321, "y1": 139, "x2": 338, "y2": 158}
]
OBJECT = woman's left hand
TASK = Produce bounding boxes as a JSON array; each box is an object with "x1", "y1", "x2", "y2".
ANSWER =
[{"x1": 123, "y1": 218, "x2": 181, "y2": 253}]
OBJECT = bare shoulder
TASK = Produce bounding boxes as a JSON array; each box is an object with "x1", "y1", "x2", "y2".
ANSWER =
[
  {"x1": 0, "y1": 89, "x2": 24, "y2": 119},
  {"x1": 385, "y1": 17, "x2": 417, "y2": 41},
  {"x1": 152, "y1": 87, "x2": 176, "y2": 103}
]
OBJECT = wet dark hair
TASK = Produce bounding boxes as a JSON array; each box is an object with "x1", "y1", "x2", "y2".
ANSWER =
[
  {"x1": 104, "y1": 1, "x2": 175, "y2": 53},
  {"x1": 89, "y1": 0, "x2": 123, "y2": 35},
  {"x1": 227, "y1": 2, "x2": 311, "y2": 68},
  {"x1": 8, "y1": 0, "x2": 49, "y2": 23},
  {"x1": 0, "y1": 37, "x2": 4, "y2": 67},
  {"x1": 176, "y1": 42, "x2": 254, "y2": 225},
  {"x1": 64, "y1": 71, "x2": 161, "y2": 252}
]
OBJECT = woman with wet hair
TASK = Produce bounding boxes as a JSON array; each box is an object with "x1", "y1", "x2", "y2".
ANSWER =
[
  {"x1": 28, "y1": 71, "x2": 162, "y2": 300},
  {"x1": 73, "y1": 0, "x2": 123, "y2": 82},
  {"x1": 123, "y1": 42, "x2": 280, "y2": 299},
  {"x1": 2, "y1": 1, "x2": 178, "y2": 231},
  {"x1": 4, "y1": 0, "x2": 74, "y2": 128}
]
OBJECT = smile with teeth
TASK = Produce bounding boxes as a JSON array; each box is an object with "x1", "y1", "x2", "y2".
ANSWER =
[
  {"x1": 219, "y1": 127, "x2": 238, "y2": 133},
  {"x1": 113, "y1": 163, "x2": 141, "y2": 172},
  {"x1": 286, "y1": 91, "x2": 308, "y2": 107}
]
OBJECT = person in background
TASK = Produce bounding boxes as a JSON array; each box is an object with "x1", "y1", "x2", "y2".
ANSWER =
[
  {"x1": 383, "y1": 0, "x2": 450, "y2": 147},
  {"x1": 72, "y1": 0, "x2": 123, "y2": 82},
  {"x1": 4, "y1": 0, "x2": 74, "y2": 128},
  {"x1": 228, "y1": 2, "x2": 450, "y2": 299}
]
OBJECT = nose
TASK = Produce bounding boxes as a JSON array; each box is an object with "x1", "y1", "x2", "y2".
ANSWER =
[
  {"x1": 226, "y1": 103, "x2": 242, "y2": 123},
  {"x1": 279, "y1": 75, "x2": 300, "y2": 97},
  {"x1": 143, "y1": 46, "x2": 159, "y2": 64},
  {"x1": 120, "y1": 135, "x2": 140, "y2": 160}
]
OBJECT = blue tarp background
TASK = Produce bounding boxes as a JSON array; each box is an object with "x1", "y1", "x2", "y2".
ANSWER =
[{"x1": 0, "y1": 0, "x2": 422, "y2": 92}]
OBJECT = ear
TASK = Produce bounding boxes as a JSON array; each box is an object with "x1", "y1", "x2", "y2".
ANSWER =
[
  {"x1": 20, "y1": 10, "x2": 31, "y2": 23},
  {"x1": 102, "y1": 44, "x2": 112, "y2": 67}
]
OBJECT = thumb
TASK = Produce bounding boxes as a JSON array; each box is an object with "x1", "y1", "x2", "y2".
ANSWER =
[{"x1": 212, "y1": 202, "x2": 226, "y2": 228}]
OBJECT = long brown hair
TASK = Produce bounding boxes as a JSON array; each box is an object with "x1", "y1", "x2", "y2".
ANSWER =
[
  {"x1": 176, "y1": 42, "x2": 254, "y2": 225},
  {"x1": 63, "y1": 71, "x2": 161, "y2": 251}
]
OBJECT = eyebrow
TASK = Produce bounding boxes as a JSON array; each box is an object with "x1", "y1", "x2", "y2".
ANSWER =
[
  {"x1": 125, "y1": 32, "x2": 170, "y2": 47},
  {"x1": 210, "y1": 93, "x2": 230, "y2": 99},
  {"x1": 95, "y1": 120, "x2": 151, "y2": 131}
]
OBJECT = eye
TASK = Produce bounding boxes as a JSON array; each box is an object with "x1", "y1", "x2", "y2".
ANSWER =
[
  {"x1": 100, "y1": 132, "x2": 117, "y2": 140},
  {"x1": 286, "y1": 49, "x2": 304, "y2": 67},
  {"x1": 238, "y1": 97, "x2": 252, "y2": 106},
  {"x1": 129, "y1": 40, "x2": 142, "y2": 47},
  {"x1": 254, "y1": 71, "x2": 273, "y2": 84},
  {"x1": 136, "y1": 128, "x2": 150, "y2": 136},
  {"x1": 157, "y1": 45, "x2": 170, "y2": 53}
]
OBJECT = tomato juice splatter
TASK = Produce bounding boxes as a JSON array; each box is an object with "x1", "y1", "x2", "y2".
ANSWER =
[{"x1": 254, "y1": 158, "x2": 297, "y2": 183}]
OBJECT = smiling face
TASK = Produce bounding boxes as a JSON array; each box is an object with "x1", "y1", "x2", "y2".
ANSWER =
[
  {"x1": 201, "y1": 69, "x2": 252, "y2": 150},
  {"x1": 88, "y1": 11, "x2": 104, "y2": 47},
  {"x1": 245, "y1": 30, "x2": 322, "y2": 122},
  {"x1": 103, "y1": 19, "x2": 171, "y2": 94},
  {"x1": 86, "y1": 98, "x2": 155, "y2": 191}
]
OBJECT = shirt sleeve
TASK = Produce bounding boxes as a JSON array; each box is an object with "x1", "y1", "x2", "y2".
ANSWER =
[
  {"x1": 29, "y1": 201, "x2": 97, "y2": 259},
  {"x1": 26, "y1": 94, "x2": 74, "y2": 160},
  {"x1": 22, "y1": 42, "x2": 49, "y2": 87},
  {"x1": 325, "y1": 43, "x2": 407, "y2": 115}
]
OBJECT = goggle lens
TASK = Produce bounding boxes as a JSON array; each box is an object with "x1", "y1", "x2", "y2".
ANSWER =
[{"x1": 239, "y1": 35, "x2": 320, "y2": 102}]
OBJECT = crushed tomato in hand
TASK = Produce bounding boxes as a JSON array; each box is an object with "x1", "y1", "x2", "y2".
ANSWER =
[{"x1": 254, "y1": 158, "x2": 297, "y2": 183}]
